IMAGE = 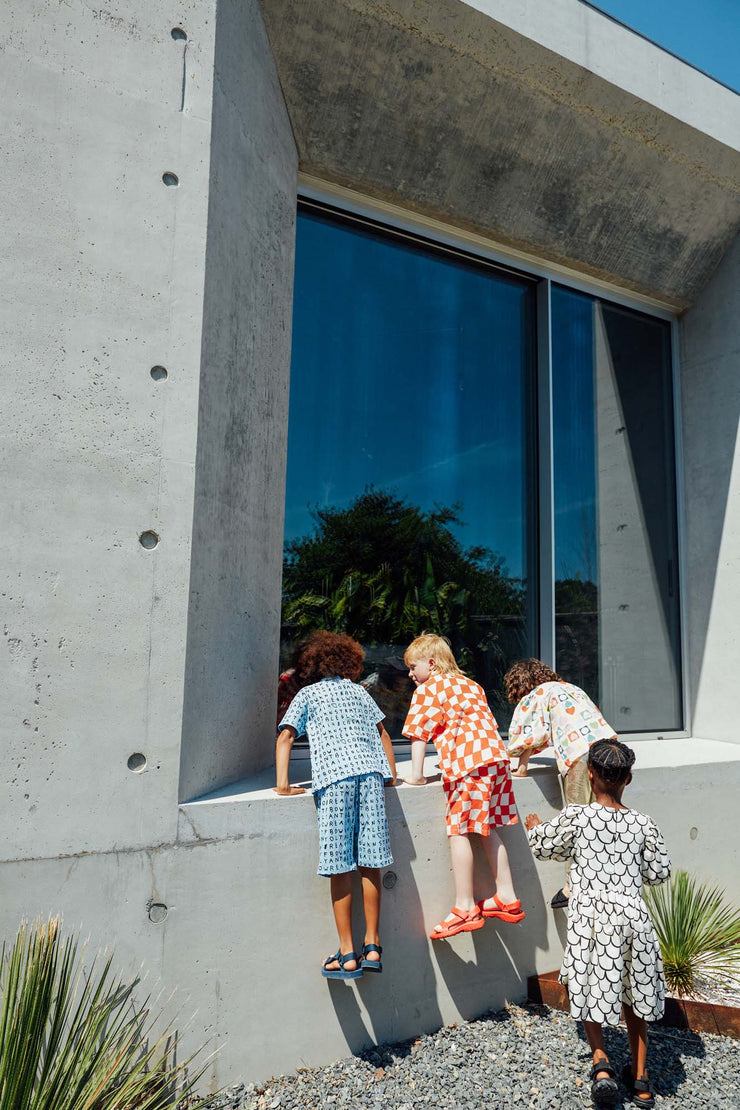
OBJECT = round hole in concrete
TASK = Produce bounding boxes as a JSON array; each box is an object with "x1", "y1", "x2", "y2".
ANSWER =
[
  {"x1": 690, "y1": 826, "x2": 698, "y2": 841},
  {"x1": 382, "y1": 871, "x2": 397, "y2": 890},
  {"x1": 150, "y1": 365, "x2": 168, "y2": 382},
  {"x1": 139, "y1": 530, "x2": 160, "y2": 550},
  {"x1": 148, "y1": 903, "x2": 168, "y2": 924},
  {"x1": 171, "y1": 27, "x2": 187, "y2": 40},
  {"x1": 162, "y1": 172, "x2": 179, "y2": 187},
  {"x1": 127, "y1": 752, "x2": 147, "y2": 773}
]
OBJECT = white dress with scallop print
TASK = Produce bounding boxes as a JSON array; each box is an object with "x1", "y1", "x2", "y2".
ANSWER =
[{"x1": 528, "y1": 804, "x2": 671, "y2": 1025}]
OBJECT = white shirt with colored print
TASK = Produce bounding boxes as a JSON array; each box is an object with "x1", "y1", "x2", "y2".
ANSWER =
[{"x1": 506, "y1": 681, "x2": 616, "y2": 776}]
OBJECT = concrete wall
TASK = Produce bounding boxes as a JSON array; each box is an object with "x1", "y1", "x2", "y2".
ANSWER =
[
  {"x1": 681, "y1": 233, "x2": 740, "y2": 742},
  {"x1": 1, "y1": 746, "x2": 737, "y2": 1088},
  {"x1": 0, "y1": 0, "x2": 215, "y2": 862},
  {"x1": 178, "y1": 0, "x2": 298, "y2": 802}
]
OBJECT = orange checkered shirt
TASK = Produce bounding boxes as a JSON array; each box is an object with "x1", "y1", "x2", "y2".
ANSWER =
[{"x1": 402, "y1": 673, "x2": 509, "y2": 781}]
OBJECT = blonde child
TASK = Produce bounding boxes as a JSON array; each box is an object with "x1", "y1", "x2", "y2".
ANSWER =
[
  {"x1": 402, "y1": 633, "x2": 524, "y2": 938},
  {"x1": 526, "y1": 739, "x2": 670, "y2": 1108},
  {"x1": 505, "y1": 658, "x2": 617, "y2": 908},
  {"x1": 275, "y1": 631, "x2": 397, "y2": 979}
]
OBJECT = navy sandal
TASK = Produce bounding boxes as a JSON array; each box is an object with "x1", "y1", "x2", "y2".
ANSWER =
[
  {"x1": 589, "y1": 1060, "x2": 618, "y2": 1108},
  {"x1": 322, "y1": 951, "x2": 363, "y2": 980},
  {"x1": 621, "y1": 1064, "x2": 655, "y2": 1108},
  {"x1": 360, "y1": 943, "x2": 383, "y2": 973}
]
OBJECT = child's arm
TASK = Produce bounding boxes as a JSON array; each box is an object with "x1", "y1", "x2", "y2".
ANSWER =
[
  {"x1": 378, "y1": 724, "x2": 397, "y2": 786},
  {"x1": 274, "y1": 726, "x2": 306, "y2": 795},
  {"x1": 402, "y1": 738, "x2": 427, "y2": 785}
]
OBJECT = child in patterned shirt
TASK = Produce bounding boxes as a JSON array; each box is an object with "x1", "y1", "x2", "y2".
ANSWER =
[
  {"x1": 402, "y1": 634, "x2": 524, "y2": 938},
  {"x1": 275, "y1": 631, "x2": 397, "y2": 980},
  {"x1": 505, "y1": 658, "x2": 617, "y2": 908}
]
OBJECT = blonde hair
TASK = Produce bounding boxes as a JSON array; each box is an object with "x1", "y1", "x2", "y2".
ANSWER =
[{"x1": 404, "y1": 633, "x2": 465, "y2": 676}]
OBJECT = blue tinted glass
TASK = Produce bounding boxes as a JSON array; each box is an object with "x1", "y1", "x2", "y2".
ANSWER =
[
  {"x1": 552, "y1": 285, "x2": 682, "y2": 731},
  {"x1": 282, "y1": 206, "x2": 537, "y2": 733}
]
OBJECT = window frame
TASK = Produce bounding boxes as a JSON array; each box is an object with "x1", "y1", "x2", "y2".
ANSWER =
[{"x1": 293, "y1": 177, "x2": 689, "y2": 739}]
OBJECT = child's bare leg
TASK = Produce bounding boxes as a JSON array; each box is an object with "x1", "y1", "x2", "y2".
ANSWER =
[
  {"x1": 359, "y1": 866, "x2": 382, "y2": 963},
  {"x1": 478, "y1": 829, "x2": 517, "y2": 905},
  {"x1": 582, "y1": 1020, "x2": 612, "y2": 1080},
  {"x1": 324, "y1": 872, "x2": 357, "y2": 972},
  {"x1": 513, "y1": 750, "x2": 532, "y2": 778},
  {"x1": 447, "y1": 833, "x2": 476, "y2": 914},
  {"x1": 624, "y1": 1004, "x2": 651, "y2": 1099}
]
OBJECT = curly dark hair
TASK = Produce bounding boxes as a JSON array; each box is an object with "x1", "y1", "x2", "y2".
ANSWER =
[
  {"x1": 504, "y1": 658, "x2": 564, "y2": 704},
  {"x1": 588, "y1": 738, "x2": 634, "y2": 786},
  {"x1": 294, "y1": 630, "x2": 364, "y2": 684}
]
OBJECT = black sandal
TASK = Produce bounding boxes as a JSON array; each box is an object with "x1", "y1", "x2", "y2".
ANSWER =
[
  {"x1": 589, "y1": 1060, "x2": 618, "y2": 1108},
  {"x1": 550, "y1": 888, "x2": 569, "y2": 910},
  {"x1": 621, "y1": 1064, "x2": 655, "y2": 1108}
]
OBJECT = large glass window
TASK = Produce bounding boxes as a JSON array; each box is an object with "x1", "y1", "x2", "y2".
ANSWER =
[
  {"x1": 551, "y1": 286, "x2": 682, "y2": 732},
  {"x1": 281, "y1": 203, "x2": 683, "y2": 739},
  {"x1": 282, "y1": 204, "x2": 538, "y2": 734}
]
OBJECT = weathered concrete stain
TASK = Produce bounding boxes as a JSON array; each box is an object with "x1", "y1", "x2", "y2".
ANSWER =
[{"x1": 260, "y1": 0, "x2": 740, "y2": 306}]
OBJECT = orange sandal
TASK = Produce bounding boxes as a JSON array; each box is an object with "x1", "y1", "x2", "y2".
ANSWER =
[
  {"x1": 429, "y1": 906, "x2": 485, "y2": 939},
  {"x1": 477, "y1": 894, "x2": 526, "y2": 923}
]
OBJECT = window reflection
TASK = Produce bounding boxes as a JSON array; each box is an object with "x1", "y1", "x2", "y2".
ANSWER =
[
  {"x1": 552, "y1": 286, "x2": 682, "y2": 731},
  {"x1": 283, "y1": 205, "x2": 537, "y2": 734}
]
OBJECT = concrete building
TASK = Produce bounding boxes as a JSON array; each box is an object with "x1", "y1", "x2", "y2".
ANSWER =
[{"x1": 1, "y1": 0, "x2": 739, "y2": 1090}]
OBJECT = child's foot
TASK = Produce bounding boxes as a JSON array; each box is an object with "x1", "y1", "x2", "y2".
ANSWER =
[
  {"x1": 401, "y1": 776, "x2": 427, "y2": 786},
  {"x1": 477, "y1": 894, "x2": 526, "y2": 923},
  {"x1": 589, "y1": 1056, "x2": 618, "y2": 1108},
  {"x1": 621, "y1": 1065, "x2": 655, "y2": 1106},
  {"x1": 513, "y1": 766, "x2": 529, "y2": 778},
  {"x1": 429, "y1": 906, "x2": 484, "y2": 939},
  {"x1": 321, "y1": 951, "x2": 362, "y2": 979},
  {"x1": 360, "y1": 942, "x2": 383, "y2": 972}
]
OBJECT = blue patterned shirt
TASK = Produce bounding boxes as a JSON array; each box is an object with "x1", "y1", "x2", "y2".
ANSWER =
[{"x1": 279, "y1": 678, "x2": 391, "y2": 793}]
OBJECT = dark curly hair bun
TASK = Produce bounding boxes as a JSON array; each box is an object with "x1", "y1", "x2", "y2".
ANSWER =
[{"x1": 587, "y1": 738, "x2": 636, "y2": 785}]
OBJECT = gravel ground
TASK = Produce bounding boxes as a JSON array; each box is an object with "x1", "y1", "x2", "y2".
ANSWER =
[{"x1": 198, "y1": 1003, "x2": 740, "y2": 1110}]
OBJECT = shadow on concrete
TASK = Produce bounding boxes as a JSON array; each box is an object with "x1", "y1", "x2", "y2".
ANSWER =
[
  {"x1": 327, "y1": 797, "x2": 444, "y2": 1053},
  {"x1": 325, "y1": 768, "x2": 571, "y2": 1057},
  {"x1": 431, "y1": 820, "x2": 549, "y2": 1020},
  {"x1": 679, "y1": 235, "x2": 740, "y2": 729}
]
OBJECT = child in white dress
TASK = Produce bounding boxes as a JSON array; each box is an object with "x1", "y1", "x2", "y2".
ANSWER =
[{"x1": 526, "y1": 739, "x2": 670, "y2": 1109}]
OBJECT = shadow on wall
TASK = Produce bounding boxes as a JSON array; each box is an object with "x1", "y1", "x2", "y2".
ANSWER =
[
  {"x1": 325, "y1": 777, "x2": 560, "y2": 1055},
  {"x1": 680, "y1": 234, "x2": 740, "y2": 729}
]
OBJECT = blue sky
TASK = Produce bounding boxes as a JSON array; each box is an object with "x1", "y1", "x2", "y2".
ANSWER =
[{"x1": 590, "y1": 0, "x2": 739, "y2": 90}]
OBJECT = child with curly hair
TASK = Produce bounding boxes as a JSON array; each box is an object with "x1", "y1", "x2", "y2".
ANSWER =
[
  {"x1": 505, "y1": 658, "x2": 617, "y2": 909},
  {"x1": 275, "y1": 631, "x2": 397, "y2": 980},
  {"x1": 526, "y1": 739, "x2": 671, "y2": 1108},
  {"x1": 402, "y1": 633, "x2": 524, "y2": 938}
]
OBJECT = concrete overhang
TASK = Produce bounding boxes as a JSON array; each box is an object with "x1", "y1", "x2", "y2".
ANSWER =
[{"x1": 259, "y1": 0, "x2": 740, "y2": 309}]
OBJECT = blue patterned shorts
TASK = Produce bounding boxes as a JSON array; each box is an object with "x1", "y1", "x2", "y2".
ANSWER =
[{"x1": 315, "y1": 773, "x2": 393, "y2": 876}]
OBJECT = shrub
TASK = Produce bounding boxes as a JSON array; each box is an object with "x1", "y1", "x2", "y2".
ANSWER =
[
  {"x1": 645, "y1": 870, "x2": 740, "y2": 999},
  {"x1": 0, "y1": 917, "x2": 215, "y2": 1110}
]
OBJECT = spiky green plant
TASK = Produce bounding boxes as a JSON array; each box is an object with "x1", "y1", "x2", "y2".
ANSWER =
[
  {"x1": 0, "y1": 917, "x2": 215, "y2": 1110},
  {"x1": 645, "y1": 870, "x2": 740, "y2": 999}
]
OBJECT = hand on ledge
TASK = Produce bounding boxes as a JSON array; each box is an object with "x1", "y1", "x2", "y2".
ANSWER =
[
  {"x1": 384, "y1": 778, "x2": 397, "y2": 788},
  {"x1": 273, "y1": 785, "x2": 307, "y2": 796},
  {"x1": 401, "y1": 776, "x2": 427, "y2": 786},
  {"x1": 524, "y1": 813, "x2": 542, "y2": 830}
]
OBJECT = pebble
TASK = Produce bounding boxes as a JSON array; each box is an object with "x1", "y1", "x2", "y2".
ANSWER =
[{"x1": 191, "y1": 1003, "x2": 740, "y2": 1110}]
